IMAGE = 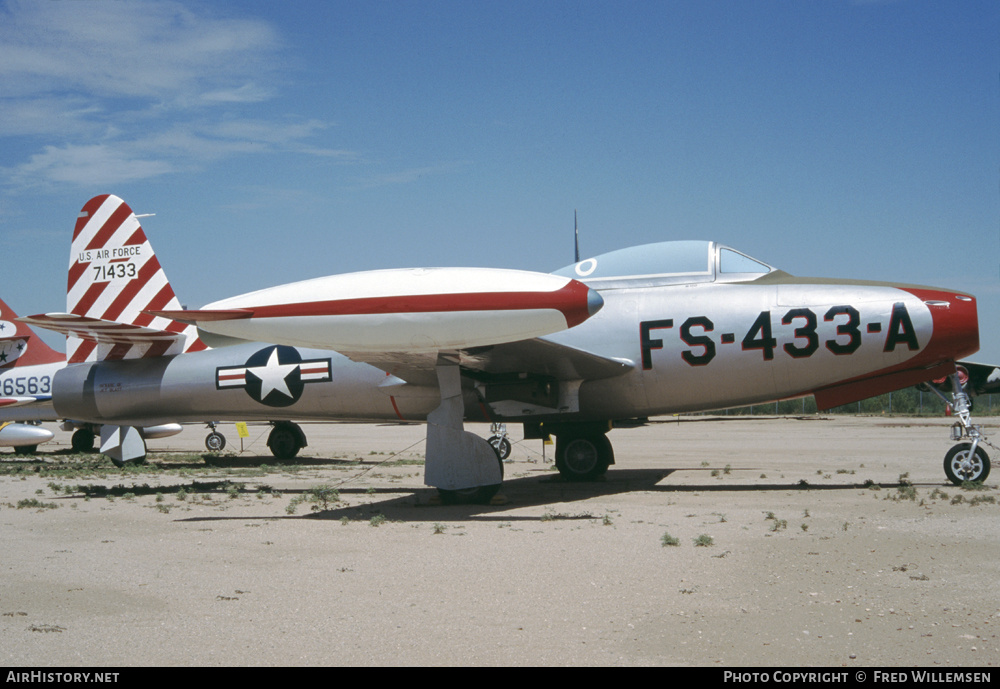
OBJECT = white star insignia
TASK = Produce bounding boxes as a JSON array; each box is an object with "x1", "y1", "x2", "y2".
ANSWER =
[{"x1": 246, "y1": 348, "x2": 298, "y2": 400}]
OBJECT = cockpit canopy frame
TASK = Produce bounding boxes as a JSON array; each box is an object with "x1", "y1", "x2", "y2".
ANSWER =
[{"x1": 553, "y1": 240, "x2": 775, "y2": 288}]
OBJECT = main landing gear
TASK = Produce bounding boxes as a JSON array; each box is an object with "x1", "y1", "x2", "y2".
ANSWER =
[
  {"x1": 267, "y1": 421, "x2": 307, "y2": 460},
  {"x1": 524, "y1": 422, "x2": 615, "y2": 482},
  {"x1": 71, "y1": 425, "x2": 97, "y2": 453},
  {"x1": 931, "y1": 373, "x2": 992, "y2": 485},
  {"x1": 555, "y1": 429, "x2": 614, "y2": 481}
]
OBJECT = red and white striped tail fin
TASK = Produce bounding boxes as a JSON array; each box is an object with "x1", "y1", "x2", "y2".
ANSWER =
[
  {"x1": 0, "y1": 297, "x2": 65, "y2": 369},
  {"x1": 66, "y1": 194, "x2": 207, "y2": 363}
]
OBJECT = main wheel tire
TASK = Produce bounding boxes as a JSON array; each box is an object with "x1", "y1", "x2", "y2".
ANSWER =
[
  {"x1": 555, "y1": 433, "x2": 612, "y2": 481},
  {"x1": 437, "y1": 484, "x2": 501, "y2": 506},
  {"x1": 14, "y1": 445, "x2": 38, "y2": 455},
  {"x1": 944, "y1": 443, "x2": 990, "y2": 485},
  {"x1": 205, "y1": 431, "x2": 226, "y2": 452},
  {"x1": 109, "y1": 455, "x2": 147, "y2": 468},
  {"x1": 71, "y1": 428, "x2": 96, "y2": 453},
  {"x1": 437, "y1": 445, "x2": 504, "y2": 505},
  {"x1": 268, "y1": 426, "x2": 300, "y2": 460}
]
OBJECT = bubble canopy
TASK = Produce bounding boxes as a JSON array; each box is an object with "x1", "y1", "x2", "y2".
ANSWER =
[{"x1": 553, "y1": 240, "x2": 774, "y2": 283}]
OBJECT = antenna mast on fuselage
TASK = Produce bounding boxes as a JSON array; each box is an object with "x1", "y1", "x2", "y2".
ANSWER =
[{"x1": 574, "y1": 209, "x2": 579, "y2": 263}]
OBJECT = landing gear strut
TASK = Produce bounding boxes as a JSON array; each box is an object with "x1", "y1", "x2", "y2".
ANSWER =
[
  {"x1": 425, "y1": 356, "x2": 503, "y2": 504},
  {"x1": 934, "y1": 373, "x2": 992, "y2": 484}
]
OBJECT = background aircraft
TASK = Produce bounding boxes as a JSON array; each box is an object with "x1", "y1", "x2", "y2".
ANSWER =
[{"x1": 0, "y1": 298, "x2": 62, "y2": 451}]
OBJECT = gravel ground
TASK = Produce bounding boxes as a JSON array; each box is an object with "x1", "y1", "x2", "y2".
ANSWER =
[{"x1": 0, "y1": 415, "x2": 997, "y2": 666}]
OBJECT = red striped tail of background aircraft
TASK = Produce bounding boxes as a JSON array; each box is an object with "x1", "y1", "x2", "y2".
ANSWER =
[{"x1": 8, "y1": 194, "x2": 998, "y2": 500}]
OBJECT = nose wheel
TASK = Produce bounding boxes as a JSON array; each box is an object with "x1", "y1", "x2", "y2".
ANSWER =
[
  {"x1": 204, "y1": 422, "x2": 227, "y2": 452},
  {"x1": 944, "y1": 443, "x2": 990, "y2": 485}
]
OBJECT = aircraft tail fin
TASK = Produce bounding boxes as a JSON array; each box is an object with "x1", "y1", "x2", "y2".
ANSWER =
[
  {"x1": 0, "y1": 297, "x2": 65, "y2": 369},
  {"x1": 65, "y1": 195, "x2": 207, "y2": 363}
]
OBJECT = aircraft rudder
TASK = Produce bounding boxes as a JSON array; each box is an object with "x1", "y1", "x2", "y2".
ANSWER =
[{"x1": 67, "y1": 195, "x2": 206, "y2": 362}]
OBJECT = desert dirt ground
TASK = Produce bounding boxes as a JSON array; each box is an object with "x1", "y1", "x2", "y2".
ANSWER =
[{"x1": 0, "y1": 415, "x2": 997, "y2": 667}]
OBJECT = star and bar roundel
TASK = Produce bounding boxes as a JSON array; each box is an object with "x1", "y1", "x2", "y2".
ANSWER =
[{"x1": 216, "y1": 346, "x2": 332, "y2": 407}]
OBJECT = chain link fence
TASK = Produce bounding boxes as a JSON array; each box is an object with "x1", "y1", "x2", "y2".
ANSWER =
[{"x1": 719, "y1": 387, "x2": 999, "y2": 417}]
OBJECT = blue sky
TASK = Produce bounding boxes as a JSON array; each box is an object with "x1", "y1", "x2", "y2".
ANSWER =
[{"x1": 2, "y1": 0, "x2": 999, "y2": 360}]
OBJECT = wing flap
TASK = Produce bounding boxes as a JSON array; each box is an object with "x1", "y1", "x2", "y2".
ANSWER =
[{"x1": 341, "y1": 338, "x2": 634, "y2": 387}]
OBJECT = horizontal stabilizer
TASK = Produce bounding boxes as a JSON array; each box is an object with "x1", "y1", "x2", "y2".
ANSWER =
[
  {"x1": 145, "y1": 309, "x2": 254, "y2": 324},
  {"x1": 20, "y1": 313, "x2": 186, "y2": 347}
]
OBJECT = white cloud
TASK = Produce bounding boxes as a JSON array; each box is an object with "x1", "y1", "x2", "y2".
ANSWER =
[
  {"x1": 0, "y1": 0, "x2": 280, "y2": 102},
  {"x1": 0, "y1": 0, "x2": 349, "y2": 188},
  {"x1": 10, "y1": 144, "x2": 176, "y2": 187}
]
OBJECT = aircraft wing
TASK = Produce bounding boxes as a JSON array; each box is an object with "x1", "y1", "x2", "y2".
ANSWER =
[{"x1": 342, "y1": 337, "x2": 634, "y2": 388}]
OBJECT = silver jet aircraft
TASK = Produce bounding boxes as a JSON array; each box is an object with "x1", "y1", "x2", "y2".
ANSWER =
[{"x1": 23, "y1": 195, "x2": 989, "y2": 502}]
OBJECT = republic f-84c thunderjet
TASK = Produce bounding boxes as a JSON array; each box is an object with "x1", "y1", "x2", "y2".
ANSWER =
[{"x1": 23, "y1": 195, "x2": 989, "y2": 502}]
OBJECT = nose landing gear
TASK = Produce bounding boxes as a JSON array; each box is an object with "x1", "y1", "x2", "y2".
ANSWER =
[{"x1": 936, "y1": 373, "x2": 992, "y2": 485}]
